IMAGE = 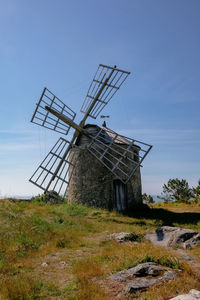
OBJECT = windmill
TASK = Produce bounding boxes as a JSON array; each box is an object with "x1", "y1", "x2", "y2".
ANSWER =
[{"x1": 30, "y1": 64, "x2": 152, "y2": 211}]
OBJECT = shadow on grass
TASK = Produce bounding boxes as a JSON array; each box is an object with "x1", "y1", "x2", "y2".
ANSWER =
[{"x1": 126, "y1": 205, "x2": 200, "y2": 227}]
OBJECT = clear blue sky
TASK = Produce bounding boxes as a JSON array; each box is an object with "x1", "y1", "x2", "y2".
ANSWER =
[{"x1": 0, "y1": 0, "x2": 200, "y2": 197}]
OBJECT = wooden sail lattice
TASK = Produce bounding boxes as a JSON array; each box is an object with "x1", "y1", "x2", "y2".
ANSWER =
[
  {"x1": 87, "y1": 126, "x2": 152, "y2": 184},
  {"x1": 31, "y1": 88, "x2": 76, "y2": 135},
  {"x1": 29, "y1": 64, "x2": 152, "y2": 197},
  {"x1": 80, "y1": 64, "x2": 130, "y2": 119},
  {"x1": 29, "y1": 138, "x2": 76, "y2": 196}
]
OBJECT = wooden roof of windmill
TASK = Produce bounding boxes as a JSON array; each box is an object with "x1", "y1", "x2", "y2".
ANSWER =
[{"x1": 75, "y1": 124, "x2": 140, "y2": 149}]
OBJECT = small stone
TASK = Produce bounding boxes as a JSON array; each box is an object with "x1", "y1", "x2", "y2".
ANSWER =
[
  {"x1": 107, "y1": 232, "x2": 140, "y2": 243},
  {"x1": 176, "y1": 249, "x2": 187, "y2": 255},
  {"x1": 107, "y1": 232, "x2": 131, "y2": 242},
  {"x1": 179, "y1": 256, "x2": 195, "y2": 262},
  {"x1": 162, "y1": 270, "x2": 177, "y2": 281},
  {"x1": 41, "y1": 262, "x2": 48, "y2": 267},
  {"x1": 59, "y1": 261, "x2": 68, "y2": 267},
  {"x1": 169, "y1": 289, "x2": 200, "y2": 299}
]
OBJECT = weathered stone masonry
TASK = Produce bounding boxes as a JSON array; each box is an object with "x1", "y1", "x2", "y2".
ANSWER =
[{"x1": 68, "y1": 124, "x2": 142, "y2": 211}]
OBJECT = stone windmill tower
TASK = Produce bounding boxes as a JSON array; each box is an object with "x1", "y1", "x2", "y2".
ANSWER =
[{"x1": 29, "y1": 64, "x2": 152, "y2": 211}]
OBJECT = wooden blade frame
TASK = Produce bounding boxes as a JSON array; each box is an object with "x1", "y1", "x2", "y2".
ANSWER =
[
  {"x1": 37, "y1": 105, "x2": 152, "y2": 187},
  {"x1": 87, "y1": 127, "x2": 152, "y2": 184},
  {"x1": 29, "y1": 138, "x2": 77, "y2": 197},
  {"x1": 31, "y1": 88, "x2": 76, "y2": 135},
  {"x1": 40, "y1": 65, "x2": 117, "y2": 192},
  {"x1": 80, "y1": 64, "x2": 130, "y2": 119},
  {"x1": 30, "y1": 64, "x2": 142, "y2": 196}
]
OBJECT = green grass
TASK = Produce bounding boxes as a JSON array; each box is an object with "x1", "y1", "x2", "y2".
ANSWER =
[
  {"x1": 0, "y1": 199, "x2": 199, "y2": 299},
  {"x1": 141, "y1": 253, "x2": 183, "y2": 269}
]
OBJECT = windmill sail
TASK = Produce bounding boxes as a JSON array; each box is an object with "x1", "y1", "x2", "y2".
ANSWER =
[
  {"x1": 29, "y1": 64, "x2": 152, "y2": 199},
  {"x1": 87, "y1": 126, "x2": 152, "y2": 184},
  {"x1": 80, "y1": 64, "x2": 130, "y2": 119},
  {"x1": 29, "y1": 138, "x2": 77, "y2": 196},
  {"x1": 31, "y1": 88, "x2": 76, "y2": 135}
]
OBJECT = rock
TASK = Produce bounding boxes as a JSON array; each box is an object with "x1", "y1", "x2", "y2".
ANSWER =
[
  {"x1": 176, "y1": 249, "x2": 188, "y2": 255},
  {"x1": 110, "y1": 262, "x2": 163, "y2": 282},
  {"x1": 184, "y1": 234, "x2": 200, "y2": 249},
  {"x1": 169, "y1": 289, "x2": 200, "y2": 299},
  {"x1": 190, "y1": 289, "x2": 200, "y2": 298},
  {"x1": 146, "y1": 226, "x2": 178, "y2": 247},
  {"x1": 171, "y1": 229, "x2": 198, "y2": 246},
  {"x1": 145, "y1": 226, "x2": 200, "y2": 248},
  {"x1": 59, "y1": 261, "x2": 68, "y2": 267},
  {"x1": 124, "y1": 271, "x2": 179, "y2": 294},
  {"x1": 123, "y1": 277, "x2": 158, "y2": 293},
  {"x1": 107, "y1": 232, "x2": 141, "y2": 243},
  {"x1": 162, "y1": 270, "x2": 178, "y2": 281},
  {"x1": 41, "y1": 262, "x2": 48, "y2": 267},
  {"x1": 129, "y1": 262, "x2": 163, "y2": 277},
  {"x1": 179, "y1": 256, "x2": 195, "y2": 262},
  {"x1": 107, "y1": 232, "x2": 130, "y2": 243},
  {"x1": 109, "y1": 262, "x2": 178, "y2": 295}
]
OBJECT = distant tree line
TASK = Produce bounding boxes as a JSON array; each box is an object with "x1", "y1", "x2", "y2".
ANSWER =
[
  {"x1": 159, "y1": 178, "x2": 200, "y2": 203},
  {"x1": 143, "y1": 178, "x2": 200, "y2": 204}
]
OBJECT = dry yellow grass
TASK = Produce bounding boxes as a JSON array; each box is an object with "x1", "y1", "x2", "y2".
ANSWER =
[{"x1": 0, "y1": 200, "x2": 199, "y2": 299}]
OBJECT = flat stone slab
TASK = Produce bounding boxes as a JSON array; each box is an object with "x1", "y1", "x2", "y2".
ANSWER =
[
  {"x1": 107, "y1": 232, "x2": 141, "y2": 243},
  {"x1": 107, "y1": 232, "x2": 130, "y2": 243},
  {"x1": 109, "y1": 262, "x2": 178, "y2": 295},
  {"x1": 110, "y1": 262, "x2": 163, "y2": 282},
  {"x1": 169, "y1": 289, "x2": 200, "y2": 299},
  {"x1": 145, "y1": 226, "x2": 200, "y2": 248}
]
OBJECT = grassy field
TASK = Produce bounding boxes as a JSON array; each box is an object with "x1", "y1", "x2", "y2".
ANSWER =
[{"x1": 0, "y1": 199, "x2": 199, "y2": 299}]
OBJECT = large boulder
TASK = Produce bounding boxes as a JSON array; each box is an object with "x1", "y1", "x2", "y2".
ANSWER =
[
  {"x1": 145, "y1": 226, "x2": 200, "y2": 249},
  {"x1": 109, "y1": 262, "x2": 178, "y2": 295}
]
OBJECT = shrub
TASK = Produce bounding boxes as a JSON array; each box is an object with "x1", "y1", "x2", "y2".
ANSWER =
[
  {"x1": 31, "y1": 191, "x2": 63, "y2": 204},
  {"x1": 159, "y1": 179, "x2": 192, "y2": 203},
  {"x1": 142, "y1": 193, "x2": 154, "y2": 204}
]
